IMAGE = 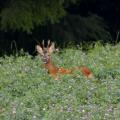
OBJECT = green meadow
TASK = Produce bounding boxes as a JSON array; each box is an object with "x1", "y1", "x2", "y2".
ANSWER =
[{"x1": 0, "y1": 43, "x2": 120, "y2": 120}]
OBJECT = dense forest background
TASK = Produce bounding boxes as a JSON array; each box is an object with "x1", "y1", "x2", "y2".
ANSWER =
[{"x1": 0, "y1": 0, "x2": 120, "y2": 55}]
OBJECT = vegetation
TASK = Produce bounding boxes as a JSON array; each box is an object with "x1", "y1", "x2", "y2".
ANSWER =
[
  {"x1": 0, "y1": 43, "x2": 120, "y2": 120},
  {"x1": 0, "y1": 0, "x2": 80, "y2": 32},
  {"x1": 51, "y1": 14, "x2": 111, "y2": 48},
  {"x1": 0, "y1": 0, "x2": 115, "y2": 55}
]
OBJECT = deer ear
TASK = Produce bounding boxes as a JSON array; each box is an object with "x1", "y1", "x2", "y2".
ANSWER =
[
  {"x1": 49, "y1": 42, "x2": 55, "y2": 54},
  {"x1": 36, "y1": 45, "x2": 44, "y2": 55}
]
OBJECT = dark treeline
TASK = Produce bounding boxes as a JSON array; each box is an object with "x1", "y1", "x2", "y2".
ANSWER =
[{"x1": 0, "y1": 0, "x2": 120, "y2": 55}]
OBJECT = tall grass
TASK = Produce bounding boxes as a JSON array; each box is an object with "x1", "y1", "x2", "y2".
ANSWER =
[{"x1": 0, "y1": 43, "x2": 120, "y2": 120}]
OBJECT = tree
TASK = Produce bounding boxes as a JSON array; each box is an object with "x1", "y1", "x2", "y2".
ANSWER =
[
  {"x1": 0, "y1": 0, "x2": 80, "y2": 33},
  {"x1": 51, "y1": 14, "x2": 111, "y2": 48}
]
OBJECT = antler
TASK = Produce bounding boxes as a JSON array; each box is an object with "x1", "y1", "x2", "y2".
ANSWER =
[
  {"x1": 47, "y1": 40, "x2": 51, "y2": 48},
  {"x1": 41, "y1": 39, "x2": 52, "y2": 49},
  {"x1": 42, "y1": 40, "x2": 45, "y2": 49},
  {"x1": 36, "y1": 40, "x2": 56, "y2": 55}
]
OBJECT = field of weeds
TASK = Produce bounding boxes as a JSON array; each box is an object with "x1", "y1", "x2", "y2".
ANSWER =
[{"x1": 0, "y1": 43, "x2": 120, "y2": 120}]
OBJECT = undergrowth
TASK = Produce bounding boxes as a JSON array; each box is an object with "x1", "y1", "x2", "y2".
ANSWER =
[{"x1": 0, "y1": 43, "x2": 120, "y2": 120}]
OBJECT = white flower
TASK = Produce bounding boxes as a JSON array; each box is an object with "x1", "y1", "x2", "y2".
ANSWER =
[{"x1": 33, "y1": 115, "x2": 36, "y2": 119}]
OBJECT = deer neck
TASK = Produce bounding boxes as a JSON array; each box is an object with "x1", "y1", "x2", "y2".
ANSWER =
[{"x1": 44, "y1": 58, "x2": 58, "y2": 71}]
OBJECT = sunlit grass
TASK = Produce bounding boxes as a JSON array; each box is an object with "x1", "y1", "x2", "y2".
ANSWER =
[{"x1": 0, "y1": 43, "x2": 120, "y2": 120}]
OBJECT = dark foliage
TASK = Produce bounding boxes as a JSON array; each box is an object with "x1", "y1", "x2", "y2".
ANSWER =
[{"x1": 0, "y1": 0, "x2": 120, "y2": 55}]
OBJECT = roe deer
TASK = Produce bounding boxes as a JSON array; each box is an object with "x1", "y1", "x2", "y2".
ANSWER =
[{"x1": 36, "y1": 40, "x2": 93, "y2": 80}]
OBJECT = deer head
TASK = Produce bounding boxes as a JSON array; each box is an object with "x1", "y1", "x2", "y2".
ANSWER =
[{"x1": 36, "y1": 40, "x2": 55, "y2": 64}]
